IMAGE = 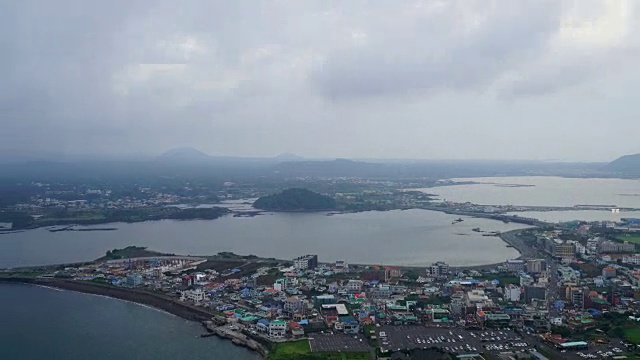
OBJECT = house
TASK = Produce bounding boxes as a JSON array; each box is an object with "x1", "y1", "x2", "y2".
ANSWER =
[
  {"x1": 284, "y1": 296, "x2": 306, "y2": 317},
  {"x1": 289, "y1": 322, "x2": 304, "y2": 337},
  {"x1": 314, "y1": 294, "x2": 336, "y2": 308},
  {"x1": 346, "y1": 280, "x2": 363, "y2": 293},
  {"x1": 321, "y1": 304, "x2": 349, "y2": 325},
  {"x1": 180, "y1": 288, "x2": 207, "y2": 305},
  {"x1": 255, "y1": 319, "x2": 270, "y2": 334},
  {"x1": 269, "y1": 320, "x2": 287, "y2": 338},
  {"x1": 342, "y1": 316, "x2": 360, "y2": 334}
]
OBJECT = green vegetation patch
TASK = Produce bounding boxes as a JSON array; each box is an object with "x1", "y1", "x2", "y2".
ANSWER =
[
  {"x1": 254, "y1": 188, "x2": 336, "y2": 211},
  {"x1": 570, "y1": 262, "x2": 602, "y2": 278},
  {"x1": 0, "y1": 271, "x2": 44, "y2": 279},
  {"x1": 268, "y1": 340, "x2": 370, "y2": 360},
  {"x1": 268, "y1": 340, "x2": 311, "y2": 360},
  {"x1": 97, "y1": 246, "x2": 170, "y2": 261},
  {"x1": 624, "y1": 326, "x2": 640, "y2": 344},
  {"x1": 617, "y1": 235, "x2": 640, "y2": 244}
]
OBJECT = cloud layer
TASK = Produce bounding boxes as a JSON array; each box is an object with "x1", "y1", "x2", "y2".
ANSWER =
[{"x1": 1, "y1": 0, "x2": 639, "y2": 160}]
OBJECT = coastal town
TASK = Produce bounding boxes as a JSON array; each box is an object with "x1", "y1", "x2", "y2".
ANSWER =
[
  {"x1": 4, "y1": 176, "x2": 640, "y2": 233},
  {"x1": 3, "y1": 167, "x2": 640, "y2": 360},
  {"x1": 4, "y1": 214, "x2": 640, "y2": 360}
]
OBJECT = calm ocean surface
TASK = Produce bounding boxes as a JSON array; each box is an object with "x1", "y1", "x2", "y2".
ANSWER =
[
  {"x1": 3, "y1": 177, "x2": 638, "y2": 269},
  {"x1": 0, "y1": 283, "x2": 260, "y2": 360},
  {"x1": 428, "y1": 176, "x2": 640, "y2": 208},
  {"x1": 0, "y1": 209, "x2": 525, "y2": 268}
]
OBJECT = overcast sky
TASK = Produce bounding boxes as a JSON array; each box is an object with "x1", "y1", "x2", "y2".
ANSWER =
[{"x1": 1, "y1": 0, "x2": 639, "y2": 161}]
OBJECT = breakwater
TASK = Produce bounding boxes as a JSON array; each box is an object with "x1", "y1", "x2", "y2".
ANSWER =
[{"x1": 205, "y1": 323, "x2": 269, "y2": 357}]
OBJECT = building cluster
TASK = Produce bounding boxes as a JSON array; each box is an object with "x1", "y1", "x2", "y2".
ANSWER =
[
  {"x1": 32, "y1": 221, "x2": 640, "y2": 357},
  {"x1": 536, "y1": 232, "x2": 638, "y2": 262}
]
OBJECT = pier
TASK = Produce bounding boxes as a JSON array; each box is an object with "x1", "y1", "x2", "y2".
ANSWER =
[{"x1": 204, "y1": 322, "x2": 269, "y2": 357}]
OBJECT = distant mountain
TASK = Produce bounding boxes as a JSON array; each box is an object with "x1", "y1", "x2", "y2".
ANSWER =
[
  {"x1": 253, "y1": 188, "x2": 337, "y2": 211},
  {"x1": 274, "y1": 158, "x2": 386, "y2": 177},
  {"x1": 274, "y1": 153, "x2": 304, "y2": 161},
  {"x1": 158, "y1": 147, "x2": 211, "y2": 161},
  {"x1": 606, "y1": 153, "x2": 640, "y2": 175},
  {"x1": 272, "y1": 158, "x2": 609, "y2": 179}
]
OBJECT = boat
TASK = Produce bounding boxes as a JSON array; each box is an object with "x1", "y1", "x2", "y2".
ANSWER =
[
  {"x1": 472, "y1": 228, "x2": 481, "y2": 232},
  {"x1": 452, "y1": 218, "x2": 464, "y2": 224}
]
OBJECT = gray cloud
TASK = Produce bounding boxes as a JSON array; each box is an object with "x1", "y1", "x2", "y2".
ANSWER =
[
  {"x1": 311, "y1": 1, "x2": 564, "y2": 100},
  {"x1": 1, "y1": 0, "x2": 639, "y2": 161}
]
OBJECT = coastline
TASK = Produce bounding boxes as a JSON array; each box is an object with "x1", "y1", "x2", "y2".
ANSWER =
[
  {"x1": 1, "y1": 278, "x2": 215, "y2": 321},
  {"x1": 0, "y1": 278, "x2": 269, "y2": 358},
  {"x1": 0, "y1": 228, "x2": 537, "y2": 360},
  {"x1": 2, "y1": 227, "x2": 534, "y2": 274}
]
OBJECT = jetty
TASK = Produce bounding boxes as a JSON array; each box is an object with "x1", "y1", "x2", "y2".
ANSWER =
[{"x1": 204, "y1": 322, "x2": 269, "y2": 357}]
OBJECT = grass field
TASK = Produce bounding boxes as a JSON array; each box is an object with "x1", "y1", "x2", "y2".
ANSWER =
[
  {"x1": 268, "y1": 340, "x2": 311, "y2": 360},
  {"x1": 268, "y1": 340, "x2": 370, "y2": 360},
  {"x1": 617, "y1": 235, "x2": 640, "y2": 244},
  {"x1": 625, "y1": 327, "x2": 640, "y2": 344}
]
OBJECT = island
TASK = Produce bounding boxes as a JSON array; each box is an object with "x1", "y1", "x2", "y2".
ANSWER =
[{"x1": 253, "y1": 188, "x2": 337, "y2": 211}]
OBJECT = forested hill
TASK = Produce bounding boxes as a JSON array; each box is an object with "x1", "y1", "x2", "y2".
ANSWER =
[{"x1": 253, "y1": 188, "x2": 337, "y2": 211}]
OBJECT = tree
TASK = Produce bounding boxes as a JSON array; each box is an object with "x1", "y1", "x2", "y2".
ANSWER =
[
  {"x1": 405, "y1": 270, "x2": 419, "y2": 281},
  {"x1": 551, "y1": 325, "x2": 571, "y2": 338},
  {"x1": 608, "y1": 326, "x2": 625, "y2": 338}
]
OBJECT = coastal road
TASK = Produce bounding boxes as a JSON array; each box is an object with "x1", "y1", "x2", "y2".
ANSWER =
[
  {"x1": 499, "y1": 229, "x2": 539, "y2": 259},
  {"x1": 499, "y1": 229, "x2": 561, "y2": 316}
]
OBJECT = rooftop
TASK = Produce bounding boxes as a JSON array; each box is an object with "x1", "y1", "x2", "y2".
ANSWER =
[{"x1": 560, "y1": 341, "x2": 589, "y2": 347}]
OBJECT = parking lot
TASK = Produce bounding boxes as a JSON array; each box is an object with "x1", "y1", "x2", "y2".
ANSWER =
[
  {"x1": 560, "y1": 341, "x2": 631, "y2": 360},
  {"x1": 377, "y1": 326, "x2": 533, "y2": 355},
  {"x1": 309, "y1": 333, "x2": 372, "y2": 353},
  {"x1": 375, "y1": 326, "x2": 636, "y2": 360}
]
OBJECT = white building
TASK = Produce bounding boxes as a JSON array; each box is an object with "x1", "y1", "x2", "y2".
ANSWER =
[
  {"x1": 599, "y1": 241, "x2": 635, "y2": 253},
  {"x1": 505, "y1": 259, "x2": 525, "y2": 273},
  {"x1": 586, "y1": 238, "x2": 601, "y2": 253},
  {"x1": 180, "y1": 288, "x2": 207, "y2": 305},
  {"x1": 346, "y1": 280, "x2": 363, "y2": 292},
  {"x1": 623, "y1": 254, "x2": 640, "y2": 265},
  {"x1": 465, "y1": 289, "x2": 494, "y2": 310},
  {"x1": 427, "y1": 262, "x2": 450, "y2": 277},
  {"x1": 334, "y1": 260, "x2": 349, "y2": 272},
  {"x1": 274, "y1": 278, "x2": 289, "y2": 292},
  {"x1": 570, "y1": 241, "x2": 587, "y2": 255},
  {"x1": 293, "y1": 255, "x2": 318, "y2": 270},
  {"x1": 504, "y1": 284, "x2": 522, "y2": 302},
  {"x1": 268, "y1": 320, "x2": 287, "y2": 338}
]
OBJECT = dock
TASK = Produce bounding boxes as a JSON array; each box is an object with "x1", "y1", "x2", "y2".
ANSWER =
[{"x1": 203, "y1": 321, "x2": 269, "y2": 357}]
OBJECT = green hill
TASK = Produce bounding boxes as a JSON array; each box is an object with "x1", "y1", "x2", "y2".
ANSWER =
[{"x1": 253, "y1": 188, "x2": 336, "y2": 211}]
